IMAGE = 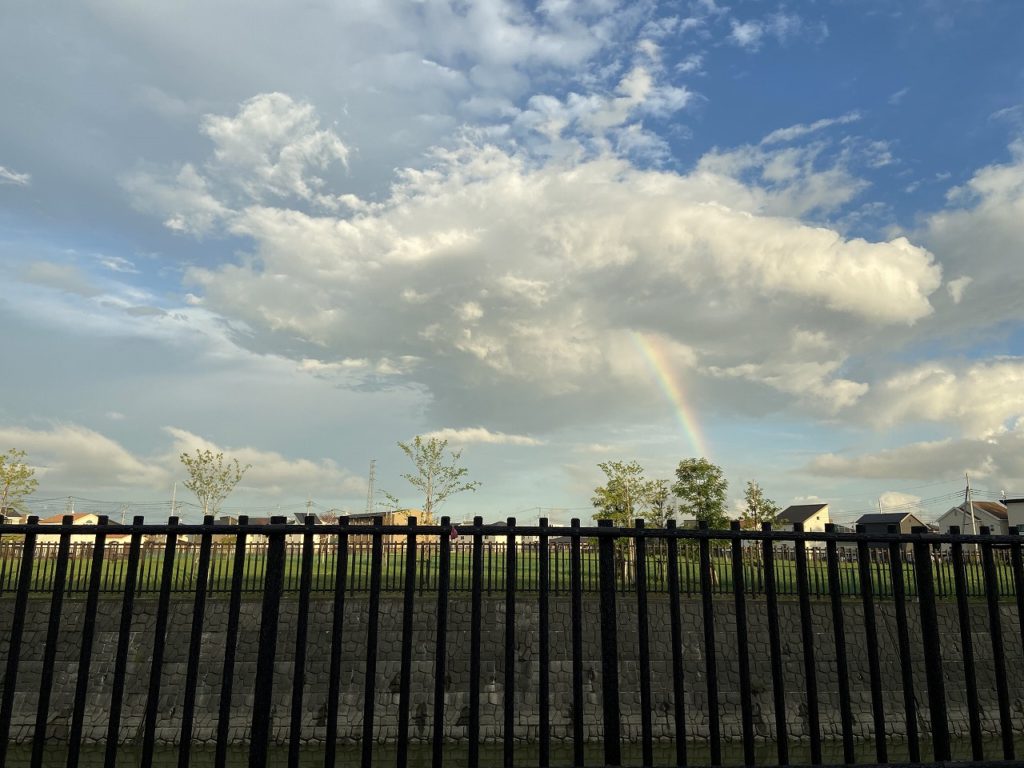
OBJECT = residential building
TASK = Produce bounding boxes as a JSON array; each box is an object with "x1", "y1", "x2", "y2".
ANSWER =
[
  {"x1": 777, "y1": 503, "x2": 830, "y2": 532},
  {"x1": 935, "y1": 501, "x2": 1009, "y2": 536},
  {"x1": 1005, "y1": 497, "x2": 1024, "y2": 532}
]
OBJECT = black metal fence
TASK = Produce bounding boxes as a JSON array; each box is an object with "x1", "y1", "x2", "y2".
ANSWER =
[{"x1": 1, "y1": 513, "x2": 1023, "y2": 768}]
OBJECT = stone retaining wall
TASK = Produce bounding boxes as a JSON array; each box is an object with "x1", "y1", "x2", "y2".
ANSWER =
[{"x1": 1, "y1": 593, "x2": 1022, "y2": 745}]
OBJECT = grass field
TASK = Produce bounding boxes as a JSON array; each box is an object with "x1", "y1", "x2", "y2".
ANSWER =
[{"x1": 0, "y1": 539, "x2": 1017, "y2": 600}]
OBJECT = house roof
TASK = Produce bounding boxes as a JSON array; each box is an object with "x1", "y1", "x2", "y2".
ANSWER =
[
  {"x1": 38, "y1": 512, "x2": 99, "y2": 524},
  {"x1": 948, "y1": 501, "x2": 1008, "y2": 521},
  {"x1": 778, "y1": 504, "x2": 828, "y2": 524},
  {"x1": 855, "y1": 512, "x2": 924, "y2": 527}
]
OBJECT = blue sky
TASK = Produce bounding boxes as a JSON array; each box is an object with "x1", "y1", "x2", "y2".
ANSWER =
[{"x1": 1, "y1": 0, "x2": 1022, "y2": 523}]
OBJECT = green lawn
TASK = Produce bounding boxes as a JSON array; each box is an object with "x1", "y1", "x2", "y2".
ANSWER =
[{"x1": 0, "y1": 539, "x2": 1016, "y2": 600}]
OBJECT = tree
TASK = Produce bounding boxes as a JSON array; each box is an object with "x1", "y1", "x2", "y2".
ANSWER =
[
  {"x1": 591, "y1": 461, "x2": 674, "y2": 526},
  {"x1": 672, "y1": 457, "x2": 729, "y2": 529},
  {"x1": 739, "y1": 480, "x2": 780, "y2": 530},
  {"x1": 180, "y1": 449, "x2": 250, "y2": 516},
  {"x1": 382, "y1": 436, "x2": 480, "y2": 522},
  {"x1": 0, "y1": 449, "x2": 38, "y2": 514}
]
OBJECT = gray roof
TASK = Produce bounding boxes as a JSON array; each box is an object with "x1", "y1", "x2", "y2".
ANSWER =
[
  {"x1": 778, "y1": 503, "x2": 827, "y2": 524},
  {"x1": 855, "y1": 512, "x2": 923, "y2": 526}
]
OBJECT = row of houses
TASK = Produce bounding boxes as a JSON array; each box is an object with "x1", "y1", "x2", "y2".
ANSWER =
[
  {"x1": 4, "y1": 499, "x2": 1024, "y2": 545},
  {"x1": 777, "y1": 498, "x2": 1024, "y2": 537}
]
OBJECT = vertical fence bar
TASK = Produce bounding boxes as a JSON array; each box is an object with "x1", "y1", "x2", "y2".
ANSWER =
[
  {"x1": 104, "y1": 517, "x2": 143, "y2": 768},
  {"x1": 288, "y1": 516, "x2": 317, "y2": 768},
  {"x1": 634, "y1": 520, "x2": 654, "y2": 768},
  {"x1": 360, "y1": 517, "x2": 384, "y2": 768},
  {"x1": 824, "y1": 525, "x2": 854, "y2": 764},
  {"x1": 1012, "y1": 528, "x2": 1024, "y2": 675},
  {"x1": 31, "y1": 516, "x2": 73, "y2": 768},
  {"x1": 793, "y1": 523, "x2": 821, "y2": 765},
  {"x1": 730, "y1": 521, "x2": 754, "y2": 765},
  {"x1": 886, "y1": 525, "x2": 919, "y2": 762},
  {"x1": 538, "y1": 517, "x2": 550, "y2": 768},
  {"x1": 179, "y1": 516, "x2": 215, "y2": 768},
  {"x1": 980, "y1": 527, "x2": 1014, "y2": 759},
  {"x1": 570, "y1": 518, "x2": 585, "y2": 767},
  {"x1": 761, "y1": 523, "x2": 788, "y2": 765},
  {"x1": 912, "y1": 525, "x2": 950, "y2": 762},
  {"x1": 597, "y1": 519, "x2": 621, "y2": 766},
  {"x1": 0, "y1": 516, "x2": 38, "y2": 765},
  {"x1": 250, "y1": 516, "x2": 287, "y2": 768},
  {"x1": 432, "y1": 517, "x2": 451, "y2": 768},
  {"x1": 397, "y1": 518, "x2": 419, "y2": 768},
  {"x1": 666, "y1": 520, "x2": 687, "y2": 767},
  {"x1": 698, "y1": 521, "x2": 721, "y2": 766},
  {"x1": 950, "y1": 526, "x2": 983, "y2": 760},
  {"x1": 216, "y1": 516, "x2": 249, "y2": 768},
  {"x1": 856, "y1": 527, "x2": 887, "y2": 763},
  {"x1": 67, "y1": 517, "x2": 108, "y2": 768},
  {"x1": 504, "y1": 517, "x2": 517, "y2": 768},
  {"x1": 325, "y1": 519, "x2": 349, "y2": 768},
  {"x1": 141, "y1": 517, "x2": 179, "y2": 768},
  {"x1": 469, "y1": 516, "x2": 484, "y2": 768}
]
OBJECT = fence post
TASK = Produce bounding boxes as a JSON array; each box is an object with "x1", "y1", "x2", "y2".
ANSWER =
[
  {"x1": 761, "y1": 522, "x2": 788, "y2": 765},
  {"x1": 570, "y1": 518, "x2": 584, "y2": 767},
  {"x1": 249, "y1": 515, "x2": 287, "y2": 768},
  {"x1": 666, "y1": 519, "x2": 687, "y2": 766},
  {"x1": 538, "y1": 517, "x2": 550, "y2": 768},
  {"x1": 729, "y1": 520, "x2": 754, "y2": 766},
  {"x1": 824, "y1": 523, "x2": 854, "y2": 763},
  {"x1": 142, "y1": 516, "x2": 179, "y2": 768},
  {"x1": 912, "y1": 524, "x2": 950, "y2": 761},
  {"x1": 856, "y1": 524, "x2": 887, "y2": 763},
  {"x1": 980, "y1": 526, "x2": 1014, "y2": 759},
  {"x1": 698, "y1": 520, "x2": 721, "y2": 766},
  {"x1": 597, "y1": 519, "x2": 621, "y2": 766}
]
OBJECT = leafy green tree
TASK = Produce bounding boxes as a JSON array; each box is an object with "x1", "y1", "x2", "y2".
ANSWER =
[
  {"x1": 180, "y1": 449, "x2": 250, "y2": 516},
  {"x1": 672, "y1": 457, "x2": 729, "y2": 529},
  {"x1": 591, "y1": 461, "x2": 675, "y2": 527},
  {"x1": 0, "y1": 449, "x2": 38, "y2": 514},
  {"x1": 739, "y1": 480, "x2": 780, "y2": 530},
  {"x1": 383, "y1": 436, "x2": 481, "y2": 522}
]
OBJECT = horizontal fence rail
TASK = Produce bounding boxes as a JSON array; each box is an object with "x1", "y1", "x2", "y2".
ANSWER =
[{"x1": 1, "y1": 513, "x2": 1023, "y2": 768}]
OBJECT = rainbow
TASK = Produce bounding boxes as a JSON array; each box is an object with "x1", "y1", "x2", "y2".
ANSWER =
[{"x1": 630, "y1": 332, "x2": 710, "y2": 458}]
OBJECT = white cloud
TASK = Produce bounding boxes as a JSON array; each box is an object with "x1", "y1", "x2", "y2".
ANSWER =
[
  {"x1": 878, "y1": 490, "x2": 922, "y2": 510},
  {"x1": 164, "y1": 426, "x2": 365, "y2": 496},
  {"x1": 200, "y1": 92, "x2": 349, "y2": 206},
  {"x1": 730, "y1": 20, "x2": 764, "y2": 49},
  {"x1": 868, "y1": 359, "x2": 1024, "y2": 437},
  {"x1": 121, "y1": 96, "x2": 944, "y2": 430},
  {"x1": 946, "y1": 275, "x2": 972, "y2": 303},
  {"x1": 0, "y1": 424, "x2": 171, "y2": 491},
  {"x1": 420, "y1": 427, "x2": 544, "y2": 446},
  {"x1": 0, "y1": 164, "x2": 30, "y2": 185},
  {"x1": 760, "y1": 112, "x2": 862, "y2": 146}
]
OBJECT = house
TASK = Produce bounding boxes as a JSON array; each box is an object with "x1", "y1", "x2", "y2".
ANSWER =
[
  {"x1": 1005, "y1": 497, "x2": 1024, "y2": 532},
  {"x1": 854, "y1": 512, "x2": 927, "y2": 536},
  {"x1": 934, "y1": 501, "x2": 1009, "y2": 536},
  {"x1": 777, "y1": 503, "x2": 830, "y2": 532},
  {"x1": 854, "y1": 512, "x2": 928, "y2": 555},
  {"x1": 36, "y1": 513, "x2": 106, "y2": 544}
]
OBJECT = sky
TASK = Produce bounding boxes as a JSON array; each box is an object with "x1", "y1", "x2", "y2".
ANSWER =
[{"x1": 1, "y1": 0, "x2": 1023, "y2": 524}]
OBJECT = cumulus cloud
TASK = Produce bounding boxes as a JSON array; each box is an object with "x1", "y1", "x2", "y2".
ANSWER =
[
  {"x1": 164, "y1": 427, "x2": 365, "y2": 495},
  {"x1": 117, "y1": 94, "x2": 948, "y2": 430},
  {"x1": 806, "y1": 432, "x2": 1023, "y2": 483},
  {"x1": 0, "y1": 424, "x2": 171, "y2": 491},
  {"x1": 420, "y1": 427, "x2": 544, "y2": 446},
  {"x1": 868, "y1": 358, "x2": 1024, "y2": 437}
]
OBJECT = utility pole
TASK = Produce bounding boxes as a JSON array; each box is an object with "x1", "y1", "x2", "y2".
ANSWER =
[
  {"x1": 365, "y1": 459, "x2": 376, "y2": 515},
  {"x1": 171, "y1": 481, "x2": 177, "y2": 519},
  {"x1": 966, "y1": 472, "x2": 978, "y2": 556}
]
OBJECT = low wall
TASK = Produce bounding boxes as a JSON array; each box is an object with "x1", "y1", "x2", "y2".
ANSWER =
[{"x1": 1, "y1": 592, "x2": 1022, "y2": 745}]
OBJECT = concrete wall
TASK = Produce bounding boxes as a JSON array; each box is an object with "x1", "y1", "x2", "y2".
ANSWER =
[{"x1": 1, "y1": 592, "x2": 1023, "y2": 745}]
